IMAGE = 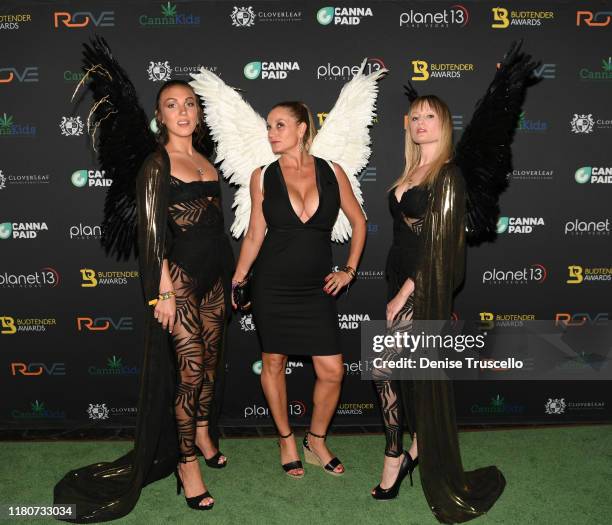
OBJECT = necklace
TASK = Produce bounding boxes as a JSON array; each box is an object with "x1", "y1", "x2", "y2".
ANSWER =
[{"x1": 196, "y1": 167, "x2": 205, "y2": 176}]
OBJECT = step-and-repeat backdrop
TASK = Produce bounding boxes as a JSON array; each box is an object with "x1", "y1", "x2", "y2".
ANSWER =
[{"x1": 1, "y1": 1, "x2": 611, "y2": 430}]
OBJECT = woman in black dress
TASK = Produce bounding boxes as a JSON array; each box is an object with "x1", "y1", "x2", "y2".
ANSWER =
[
  {"x1": 231, "y1": 102, "x2": 366, "y2": 477},
  {"x1": 54, "y1": 40, "x2": 233, "y2": 519}
]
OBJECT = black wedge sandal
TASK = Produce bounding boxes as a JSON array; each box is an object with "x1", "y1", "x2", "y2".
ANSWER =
[{"x1": 302, "y1": 430, "x2": 345, "y2": 476}]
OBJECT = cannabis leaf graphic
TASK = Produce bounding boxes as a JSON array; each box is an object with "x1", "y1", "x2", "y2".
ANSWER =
[
  {"x1": 31, "y1": 400, "x2": 45, "y2": 413},
  {"x1": 0, "y1": 113, "x2": 14, "y2": 129},
  {"x1": 107, "y1": 355, "x2": 123, "y2": 369},
  {"x1": 161, "y1": 2, "x2": 177, "y2": 17},
  {"x1": 490, "y1": 395, "x2": 504, "y2": 407},
  {"x1": 602, "y1": 57, "x2": 612, "y2": 72}
]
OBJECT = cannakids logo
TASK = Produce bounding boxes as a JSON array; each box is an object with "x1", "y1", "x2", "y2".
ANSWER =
[
  {"x1": 567, "y1": 265, "x2": 612, "y2": 284},
  {"x1": 0, "y1": 221, "x2": 48, "y2": 240},
  {"x1": 471, "y1": 394, "x2": 525, "y2": 415},
  {"x1": 139, "y1": 2, "x2": 200, "y2": 27},
  {"x1": 0, "y1": 316, "x2": 57, "y2": 334},
  {"x1": 411, "y1": 60, "x2": 474, "y2": 81},
  {"x1": 482, "y1": 264, "x2": 547, "y2": 284},
  {"x1": 0, "y1": 113, "x2": 36, "y2": 137},
  {"x1": 575, "y1": 166, "x2": 612, "y2": 184},
  {"x1": 244, "y1": 61, "x2": 300, "y2": 80},
  {"x1": 0, "y1": 267, "x2": 60, "y2": 288},
  {"x1": 579, "y1": 57, "x2": 612, "y2": 81},
  {"x1": 400, "y1": 5, "x2": 469, "y2": 28},
  {"x1": 71, "y1": 169, "x2": 111, "y2": 188},
  {"x1": 491, "y1": 7, "x2": 554, "y2": 28},
  {"x1": 88, "y1": 355, "x2": 139, "y2": 376},
  {"x1": 11, "y1": 400, "x2": 65, "y2": 420},
  {"x1": 80, "y1": 268, "x2": 139, "y2": 287},
  {"x1": 317, "y1": 6, "x2": 373, "y2": 26},
  {"x1": 496, "y1": 216, "x2": 545, "y2": 234}
]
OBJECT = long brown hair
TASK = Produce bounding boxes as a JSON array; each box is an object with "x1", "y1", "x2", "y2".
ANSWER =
[
  {"x1": 390, "y1": 95, "x2": 453, "y2": 190},
  {"x1": 271, "y1": 101, "x2": 317, "y2": 151},
  {"x1": 154, "y1": 79, "x2": 213, "y2": 156}
]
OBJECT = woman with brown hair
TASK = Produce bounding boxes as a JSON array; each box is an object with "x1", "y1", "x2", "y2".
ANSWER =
[
  {"x1": 190, "y1": 60, "x2": 385, "y2": 478},
  {"x1": 54, "y1": 38, "x2": 233, "y2": 519}
]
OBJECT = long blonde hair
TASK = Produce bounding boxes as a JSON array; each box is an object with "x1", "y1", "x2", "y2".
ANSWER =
[{"x1": 390, "y1": 95, "x2": 453, "y2": 190}]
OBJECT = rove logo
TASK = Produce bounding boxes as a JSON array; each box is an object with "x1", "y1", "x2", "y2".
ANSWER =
[
  {"x1": 11, "y1": 362, "x2": 66, "y2": 376},
  {"x1": 53, "y1": 11, "x2": 115, "y2": 28},
  {"x1": 244, "y1": 61, "x2": 299, "y2": 80},
  {"x1": 316, "y1": 6, "x2": 373, "y2": 26},
  {"x1": 77, "y1": 317, "x2": 134, "y2": 331}
]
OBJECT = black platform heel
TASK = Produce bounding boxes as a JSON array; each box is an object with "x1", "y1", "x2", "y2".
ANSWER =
[
  {"x1": 371, "y1": 451, "x2": 418, "y2": 500},
  {"x1": 302, "y1": 430, "x2": 345, "y2": 476},
  {"x1": 175, "y1": 457, "x2": 214, "y2": 510},
  {"x1": 278, "y1": 431, "x2": 304, "y2": 478}
]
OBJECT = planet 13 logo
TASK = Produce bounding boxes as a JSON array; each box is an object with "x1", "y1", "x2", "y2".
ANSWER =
[
  {"x1": 567, "y1": 265, "x2": 612, "y2": 284},
  {"x1": 244, "y1": 61, "x2": 300, "y2": 80},
  {"x1": 399, "y1": 5, "x2": 469, "y2": 28},
  {"x1": 244, "y1": 400, "x2": 306, "y2": 418},
  {"x1": 482, "y1": 264, "x2": 547, "y2": 284},
  {"x1": 317, "y1": 7, "x2": 373, "y2": 26},
  {"x1": 0, "y1": 267, "x2": 60, "y2": 288}
]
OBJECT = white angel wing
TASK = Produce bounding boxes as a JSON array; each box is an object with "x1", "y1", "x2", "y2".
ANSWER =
[
  {"x1": 310, "y1": 58, "x2": 387, "y2": 242},
  {"x1": 189, "y1": 68, "x2": 277, "y2": 238}
]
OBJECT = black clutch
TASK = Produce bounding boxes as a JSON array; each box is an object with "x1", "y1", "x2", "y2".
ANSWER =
[{"x1": 232, "y1": 274, "x2": 252, "y2": 311}]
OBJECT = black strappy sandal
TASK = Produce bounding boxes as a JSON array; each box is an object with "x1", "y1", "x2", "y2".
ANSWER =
[
  {"x1": 175, "y1": 457, "x2": 214, "y2": 510},
  {"x1": 278, "y1": 431, "x2": 304, "y2": 478}
]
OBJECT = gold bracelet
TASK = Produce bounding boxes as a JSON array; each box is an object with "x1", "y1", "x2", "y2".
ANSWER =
[
  {"x1": 158, "y1": 290, "x2": 176, "y2": 301},
  {"x1": 339, "y1": 265, "x2": 356, "y2": 279}
]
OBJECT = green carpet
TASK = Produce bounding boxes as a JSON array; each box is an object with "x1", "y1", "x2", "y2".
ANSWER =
[{"x1": 1, "y1": 426, "x2": 611, "y2": 524}]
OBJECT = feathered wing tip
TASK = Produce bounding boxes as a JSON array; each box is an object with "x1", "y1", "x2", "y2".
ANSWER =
[
  {"x1": 455, "y1": 39, "x2": 540, "y2": 246},
  {"x1": 403, "y1": 80, "x2": 419, "y2": 103},
  {"x1": 189, "y1": 67, "x2": 277, "y2": 238},
  {"x1": 310, "y1": 58, "x2": 386, "y2": 242},
  {"x1": 75, "y1": 35, "x2": 157, "y2": 260}
]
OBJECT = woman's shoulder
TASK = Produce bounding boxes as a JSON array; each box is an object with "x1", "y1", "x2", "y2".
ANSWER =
[{"x1": 440, "y1": 161, "x2": 465, "y2": 188}]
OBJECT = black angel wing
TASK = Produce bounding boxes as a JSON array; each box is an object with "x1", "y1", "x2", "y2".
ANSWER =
[
  {"x1": 78, "y1": 36, "x2": 157, "y2": 260},
  {"x1": 455, "y1": 40, "x2": 540, "y2": 246}
]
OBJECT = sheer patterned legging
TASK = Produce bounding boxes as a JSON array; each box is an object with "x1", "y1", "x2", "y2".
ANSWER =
[
  {"x1": 169, "y1": 265, "x2": 226, "y2": 460},
  {"x1": 372, "y1": 293, "x2": 414, "y2": 458}
]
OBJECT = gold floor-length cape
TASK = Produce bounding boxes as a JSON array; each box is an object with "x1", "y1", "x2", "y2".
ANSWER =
[{"x1": 409, "y1": 164, "x2": 506, "y2": 523}]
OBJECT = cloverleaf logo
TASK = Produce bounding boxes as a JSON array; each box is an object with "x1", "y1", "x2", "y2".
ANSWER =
[
  {"x1": 244, "y1": 61, "x2": 262, "y2": 79},
  {"x1": 0, "y1": 222, "x2": 12, "y2": 240},
  {"x1": 317, "y1": 7, "x2": 334, "y2": 25},
  {"x1": 71, "y1": 170, "x2": 88, "y2": 187}
]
